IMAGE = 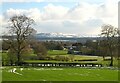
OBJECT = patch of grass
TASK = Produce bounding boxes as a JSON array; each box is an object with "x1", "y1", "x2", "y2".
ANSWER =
[
  {"x1": 47, "y1": 50, "x2": 68, "y2": 55},
  {"x1": 1, "y1": 52, "x2": 119, "y2": 67},
  {"x1": 74, "y1": 55, "x2": 99, "y2": 60},
  {"x1": 24, "y1": 60, "x2": 99, "y2": 64},
  {"x1": 2, "y1": 67, "x2": 118, "y2": 81}
]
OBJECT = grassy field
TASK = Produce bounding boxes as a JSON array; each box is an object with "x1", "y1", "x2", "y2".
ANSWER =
[
  {"x1": 47, "y1": 50, "x2": 68, "y2": 55},
  {"x1": 1, "y1": 51, "x2": 119, "y2": 67},
  {"x1": 1, "y1": 50, "x2": 119, "y2": 81},
  {"x1": 2, "y1": 67, "x2": 118, "y2": 81}
]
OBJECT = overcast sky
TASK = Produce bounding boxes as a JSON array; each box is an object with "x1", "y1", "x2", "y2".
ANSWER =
[{"x1": 0, "y1": 0, "x2": 119, "y2": 36}]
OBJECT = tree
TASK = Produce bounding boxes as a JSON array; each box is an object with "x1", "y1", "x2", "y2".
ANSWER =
[
  {"x1": 6, "y1": 15, "x2": 36, "y2": 65},
  {"x1": 7, "y1": 48, "x2": 17, "y2": 66},
  {"x1": 100, "y1": 24, "x2": 118, "y2": 66},
  {"x1": 55, "y1": 44, "x2": 63, "y2": 50},
  {"x1": 2, "y1": 40, "x2": 10, "y2": 51},
  {"x1": 31, "y1": 41, "x2": 47, "y2": 60},
  {"x1": 98, "y1": 40, "x2": 110, "y2": 60},
  {"x1": 117, "y1": 28, "x2": 120, "y2": 58},
  {"x1": 20, "y1": 44, "x2": 35, "y2": 60}
]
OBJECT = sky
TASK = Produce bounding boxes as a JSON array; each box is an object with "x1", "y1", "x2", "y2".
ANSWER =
[{"x1": 0, "y1": 0, "x2": 119, "y2": 36}]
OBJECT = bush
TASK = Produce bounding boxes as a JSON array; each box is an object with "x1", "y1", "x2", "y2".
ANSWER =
[
  {"x1": 77, "y1": 59, "x2": 97, "y2": 61},
  {"x1": 31, "y1": 42, "x2": 47, "y2": 60},
  {"x1": 54, "y1": 55, "x2": 70, "y2": 61},
  {"x1": 46, "y1": 56, "x2": 54, "y2": 60},
  {"x1": 103, "y1": 58, "x2": 111, "y2": 61}
]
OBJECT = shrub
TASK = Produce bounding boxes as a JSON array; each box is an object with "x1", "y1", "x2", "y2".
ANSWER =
[{"x1": 54, "y1": 55, "x2": 70, "y2": 61}]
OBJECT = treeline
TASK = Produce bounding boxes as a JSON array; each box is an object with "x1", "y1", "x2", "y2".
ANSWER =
[
  {"x1": 2, "y1": 37, "x2": 119, "y2": 66},
  {"x1": 2, "y1": 37, "x2": 119, "y2": 58}
]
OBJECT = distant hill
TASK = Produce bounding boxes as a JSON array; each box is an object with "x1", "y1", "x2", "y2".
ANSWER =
[
  {"x1": 36, "y1": 33, "x2": 79, "y2": 38},
  {"x1": 1, "y1": 32, "x2": 103, "y2": 43},
  {"x1": 35, "y1": 33, "x2": 102, "y2": 43}
]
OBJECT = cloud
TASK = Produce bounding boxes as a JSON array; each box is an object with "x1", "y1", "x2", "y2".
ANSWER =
[
  {"x1": 1, "y1": 0, "x2": 97, "y2": 2},
  {"x1": 1, "y1": 0, "x2": 118, "y2": 36},
  {"x1": 3, "y1": 8, "x2": 43, "y2": 25},
  {"x1": 1, "y1": 0, "x2": 78, "y2": 2},
  {"x1": 95, "y1": 0, "x2": 118, "y2": 27},
  {"x1": 66, "y1": 2, "x2": 98, "y2": 23},
  {"x1": 0, "y1": 15, "x2": 2, "y2": 34},
  {"x1": 0, "y1": 14, "x2": 9, "y2": 35},
  {"x1": 1, "y1": 0, "x2": 44, "y2": 2},
  {"x1": 42, "y1": 4, "x2": 69, "y2": 20}
]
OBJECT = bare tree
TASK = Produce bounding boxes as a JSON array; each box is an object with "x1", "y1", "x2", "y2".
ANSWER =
[
  {"x1": 101, "y1": 24, "x2": 118, "y2": 66},
  {"x1": 6, "y1": 15, "x2": 36, "y2": 65},
  {"x1": 30, "y1": 41, "x2": 47, "y2": 60}
]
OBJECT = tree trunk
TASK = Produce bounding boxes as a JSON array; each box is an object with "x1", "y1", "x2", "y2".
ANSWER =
[
  {"x1": 103, "y1": 56, "x2": 105, "y2": 60},
  {"x1": 110, "y1": 55, "x2": 113, "y2": 66},
  {"x1": 10, "y1": 60, "x2": 13, "y2": 66},
  {"x1": 109, "y1": 47, "x2": 114, "y2": 66},
  {"x1": 108, "y1": 42, "x2": 113, "y2": 66},
  {"x1": 17, "y1": 52, "x2": 21, "y2": 66}
]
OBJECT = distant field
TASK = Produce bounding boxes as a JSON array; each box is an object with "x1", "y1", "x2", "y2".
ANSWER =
[
  {"x1": 1, "y1": 50, "x2": 119, "y2": 81},
  {"x1": 1, "y1": 51, "x2": 119, "y2": 67},
  {"x1": 47, "y1": 50, "x2": 68, "y2": 55},
  {"x1": 2, "y1": 67, "x2": 118, "y2": 81}
]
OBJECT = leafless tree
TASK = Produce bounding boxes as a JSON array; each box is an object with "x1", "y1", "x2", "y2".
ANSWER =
[
  {"x1": 6, "y1": 15, "x2": 36, "y2": 65},
  {"x1": 101, "y1": 24, "x2": 118, "y2": 66}
]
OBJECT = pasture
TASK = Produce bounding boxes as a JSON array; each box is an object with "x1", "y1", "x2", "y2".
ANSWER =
[
  {"x1": 1, "y1": 50, "x2": 119, "y2": 82},
  {"x1": 47, "y1": 50, "x2": 68, "y2": 55},
  {"x1": 2, "y1": 67, "x2": 118, "y2": 81},
  {"x1": 1, "y1": 50, "x2": 119, "y2": 67}
]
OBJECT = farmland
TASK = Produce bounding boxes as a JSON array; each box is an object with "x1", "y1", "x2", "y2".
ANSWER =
[
  {"x1": 1, "y1": 50, "x2": 119, "y2": 67},
  {"x1": 2, "y1": 67, "x2": 118, "y2": 81},
  {"x1": 47, "y1": 50, "x2": 68, "y2": 55},
  {"x1": 1, "y1": 50, "x2": 119, "y2": 81}
]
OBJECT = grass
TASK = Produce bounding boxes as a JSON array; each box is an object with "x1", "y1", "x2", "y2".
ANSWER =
[
  {"x1": 1, "y1": 51, "x2": 119, "y2": 67},
  {"x1": 47, "y1": 50, "x2": 68, "y2": 55},
  {"x1": 24, "y1": 60, "x2": 98, "y2": 64},
  {"x1": 1, "y1": 52, "x2": 7, "y2": 58},
  {"x1": 2, "y1": 67, "x2": 118, "y2": 81},
  {"x1": 1, "y1": 50, "x2": 119, "y2": 81},
  {"x1": 74, "y1": 55, "x2": 99, "y2": 60},
  {"x1": 101, "y1": 58, "x2": 119, "y2": 67}
]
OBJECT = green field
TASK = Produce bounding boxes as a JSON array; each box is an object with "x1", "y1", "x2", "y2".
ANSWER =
[
  {"x1": 1, "y1": 50, "x2": 119, "y2": 81},
  {"x1": 2, "y1": 67, "x2": 118, "y2": 81},
  {"x1": 1, "y1": 50, "x2": 119, "y2": 67},
  {"x1": 47, "y1": 50, "x2": 68, "y2": 55}
]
